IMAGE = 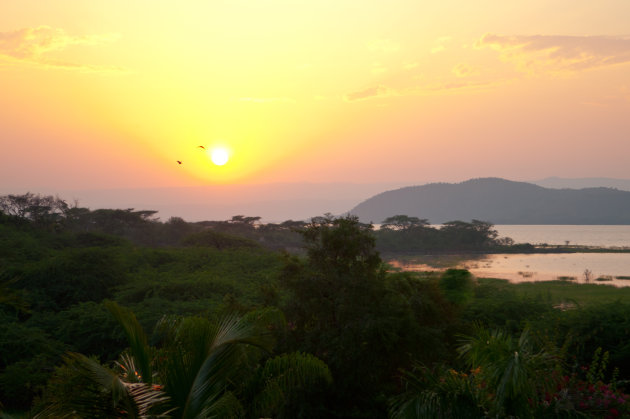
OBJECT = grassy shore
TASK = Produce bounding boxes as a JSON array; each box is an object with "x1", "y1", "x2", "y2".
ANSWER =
[{"x1": 478, "y1": 277, "x2": 630, "y2": 307}]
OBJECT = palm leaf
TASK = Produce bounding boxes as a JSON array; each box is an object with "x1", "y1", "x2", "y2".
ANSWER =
[
  {"x1": 180, "y1": 314, "x2": 270, "y2": 419},
  {"x1": 253, "y1": 352, "x2": 332, "y2": 417},
  {"x1": 105, "y1": 300, "x2": 153, "y2": 384},
  {"x1": 62, "y1": 352, "x2": 170, "y2": 418}
]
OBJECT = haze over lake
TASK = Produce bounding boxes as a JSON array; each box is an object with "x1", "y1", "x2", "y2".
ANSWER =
[
  {"x1": 496, "y1": 225, "x2": 630, "y2": 248},
  {"x1": 393, "y1": 225, "x2": 630, "y2": 286}
]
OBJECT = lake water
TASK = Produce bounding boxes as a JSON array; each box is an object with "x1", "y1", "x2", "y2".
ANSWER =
[
  {"x1": 389, "y1": 225, "x2": 630, "y2": 286},
  {"x1": 495, "y1": 225, "x2": 630, "y2": 248}
]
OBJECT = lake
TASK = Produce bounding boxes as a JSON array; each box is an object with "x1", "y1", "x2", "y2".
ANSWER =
[
  {"x1": 389, "y1": 225, "x2": 630, "y2": 286},
  {"x1": 495, "y1": 225, "x2": 630, "y2": 248}
]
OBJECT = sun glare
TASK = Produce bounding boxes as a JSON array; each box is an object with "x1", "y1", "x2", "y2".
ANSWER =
[{"x1": 210, "y1": 148, "x2": 229, "y2": 166}]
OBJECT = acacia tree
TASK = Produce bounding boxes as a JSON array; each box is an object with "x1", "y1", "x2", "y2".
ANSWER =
[
  {"x1": 381, "y1": 215, "x2": 429, "y2": 231},
  {"x1": 0, "y1": 193, "x2": 69, "y2": 229}
]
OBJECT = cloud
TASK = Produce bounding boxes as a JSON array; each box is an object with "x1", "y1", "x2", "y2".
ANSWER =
[
  {"x1": 403, "y1": 61, "x2": 418, "y2": 70},
  {"x1": 343, "y1": 79, "x2": 501, "y2": 102},
  {"x1": 237, "y1": 97, "x2": 295, "y2": 104},
  {"x1": 475, "y1": 33, "x2": 630, "y2": 74},
  {"x1": 452, "y1": 63, "x2": 478, "y2": 78},
  {"x1": 0, "y1": 26, "x2": 121, "y2": 72},
  {"x1": 431, "y1": 36, "x2": 451, "y2": 54},
  {"x1": 344, "y1": 85, "x2": 392, "y2": 102},
  {"x1": 371, "y1": 62, "x2": 387, "y2": 75},
  {"x1": 366, "y1": 39, "x2": 400, "y2": 53},
  {"x1": 421, "y1": 79, "x2": 499, "y2": 93}
]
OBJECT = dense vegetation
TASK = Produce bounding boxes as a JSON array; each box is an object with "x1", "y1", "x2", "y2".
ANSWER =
[
  {"x1": 374, "y1": 215, "x2": 527, "y2": 254},
  {"x1": 2, "y1": 193, "x2": 630, "y2": 418}
]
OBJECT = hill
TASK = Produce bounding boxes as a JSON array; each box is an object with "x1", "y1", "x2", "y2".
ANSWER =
[
  {"x1": 532, "y1": 177, "x2": 630, "y2": 191},
  {"x1": 349, "y1": 178, "x2": 630, "y2": 225}
]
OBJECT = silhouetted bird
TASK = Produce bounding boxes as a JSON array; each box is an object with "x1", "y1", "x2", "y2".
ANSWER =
[
  {"x1": 177, "y1": 160, "x2": 182, "y2": 164},
  {"x1": 198, "y1": 146, "x2": 205, "y2": 150}
]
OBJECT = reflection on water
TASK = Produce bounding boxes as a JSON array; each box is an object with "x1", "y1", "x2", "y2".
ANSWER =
[{"x1": 388, "y1": 253, "x2": 630, "y2": 287}]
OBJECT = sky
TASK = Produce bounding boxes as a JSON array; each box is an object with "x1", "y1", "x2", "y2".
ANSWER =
[{"x1": 1, "y1": 1, "x2": 630, "y2": 199}]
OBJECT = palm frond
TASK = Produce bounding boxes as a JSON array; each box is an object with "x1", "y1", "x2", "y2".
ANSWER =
[
  {"x1": 105, "y1": 301, "x2": 153, "y2": 384},
  {"x1": 62, "y1": 353, "x2": 170, "y2": 418},
  {"x1": 155, "y1": 313, "x2": 270, "y2": 419},
  {"x1": 254, "y1": 352, "x2": 332, "y2": 417},
  {"x1": 390, "y1": 364, "x2": 487, "y2": 419},
  {"x1": 127, "y1": 383, "x2": 172, "y2": 418},
  {"x1": 196, "y1": 391, "x2": 244, "y2": 419}
]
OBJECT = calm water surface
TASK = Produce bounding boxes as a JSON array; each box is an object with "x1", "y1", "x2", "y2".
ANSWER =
[
  {"x1": 495, "y1": 225, "x2": 630, "y2": 248},
  {"x1": 390, "y1": 225, "x2": 630, "y2": 286}
]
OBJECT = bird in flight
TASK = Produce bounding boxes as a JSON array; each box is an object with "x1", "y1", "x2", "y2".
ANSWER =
[
  {"x1": 198, "y1": 146, "x2": 206, "y2": 150},
  {"x1": 177, "y1": 160, "x2": 182, "y2": 164}
]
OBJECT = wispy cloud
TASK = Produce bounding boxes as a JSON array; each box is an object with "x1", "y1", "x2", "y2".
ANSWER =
[
  {"x1": 366, "y1": 39, "x2": 400, "y2": 53},
  {"x1": 476, "y1": 33, "x2": 630, "y2": 74},
  {"x1": 0, "y1": 26, "x2": 122, "y2": 72},
  {"x1": 371, "y1": 62, "x2": 387, "y2": 75},
  {"x1": 421, "y1": 79, "x2": 499, "y2": 93},
  {"x1": 431, "y1": 36, "x2": 451, "y2": 54},
  {"x1": 344, "y1": 79, "x2": 499, "y2": 102},
  {"x1": 344, "y1": 85, "x2": 392, "y2": 102},
  {"x1": 403, "y1": 61, "x2": 418, "y2": 70},
  {"x1": 452, "y1": 63, "x2": 478, "y2": 78},
  {"x1": 237, "y1": 97, "x2": 295, "y2": 104}
]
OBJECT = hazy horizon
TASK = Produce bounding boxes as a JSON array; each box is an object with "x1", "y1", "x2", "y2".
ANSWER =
[{"x1": 3, "y1": 176, "x2": 630, "y2": 223}]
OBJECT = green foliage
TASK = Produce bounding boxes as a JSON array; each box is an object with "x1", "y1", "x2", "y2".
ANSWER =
[
  {"x1": 390, "y1": 364, "x2": 487, "y2": 419},
  {"x1": 251, "y1": 352, "x2": 332, "y2": 419},
  {"x1": 280, "y1": 215, "x2": 458, "y2": 416},
  {"x1": 533, "y1": 302, "x2": 630, "y2": 379},
  {"x1": 375, "y1": 218, "x2": 507, "y2": 254},
  {"x1": 439, "y1": 269, "x2": 475, "y2": 306},
  {"x1": 105, "y1": 301, "x2": 154, "y2": 385},
  {"x1": 6, "y1": 193, "x2": 630, "y2": 416},
  {"x1": 0, "y1": 322, "x2": 66, "y2": 410},
  {"x1": 182, "y1": 229, "x2": 261, "y2": 249},
  {"x1": 457, "y1": 327, "x2": 560, "y2": 417},
  {"x1": 28, "y1": 302, "x2": 124, "y2": 361},
  {"x1": 38, "y1": 303, "x2": 331, "y2": 419},
  {"x1": 17, "y1": 247, "x2": 129, "y2": 311},
  {"x1": 36, "y1": 353, "x2": 170, "y2": 419},
  {"x1": 462, "y1": 279, "x2": 555, "y2": 334}
]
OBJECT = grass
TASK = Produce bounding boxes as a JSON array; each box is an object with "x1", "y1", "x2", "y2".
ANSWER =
[{"x1": 477, "y1": 277, "x2": 630, "y2": 307}]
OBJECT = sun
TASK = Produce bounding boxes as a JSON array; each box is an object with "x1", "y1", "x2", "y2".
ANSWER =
[{"x1": 210, "y1": 147, "x2": 229, "y2": 166}]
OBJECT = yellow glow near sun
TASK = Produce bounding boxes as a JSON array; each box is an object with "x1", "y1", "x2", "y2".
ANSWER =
[{"x1": 210, "y1": 147, "x2": 229, "y2": 166}]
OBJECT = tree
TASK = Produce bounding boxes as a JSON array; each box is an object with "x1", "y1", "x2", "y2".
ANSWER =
[
  {"x1": 229, "y1": 215, "x2": 261, "y2": 225},
  {"x1": 440, "y1": 220, "x2": 499, "y2": 250},
  {"x1": 381, "y1": 215, "x2": 429, "y2": 231},
  {"x1": 280, "y1": 215, "x2": 445, "y2": 416},
  {"x1": 0, "y1": 193, "x2": 69, "y2": 229}
]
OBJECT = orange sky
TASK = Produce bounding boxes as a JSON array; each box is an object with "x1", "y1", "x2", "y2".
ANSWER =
[{"x1": 1, "y1": 1, "x2": 630, "y2": 191}]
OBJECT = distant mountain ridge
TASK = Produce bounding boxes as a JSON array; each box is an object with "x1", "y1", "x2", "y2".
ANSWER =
[
  {"x1": 532, "y1": 177, "x2": 630, "y2": 191},
  {"x1": 349, "y1": 178, "x2": 630, "y2": 225}
]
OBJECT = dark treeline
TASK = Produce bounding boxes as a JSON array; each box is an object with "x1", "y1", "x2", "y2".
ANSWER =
[
  {"x1": 374, "y1": 215, "x2": 531, "y2": 254},
  {"x1": 2, "y1": 193, "x2": 630, "y2": 418},
  {"x1": 0, "y1": 193, "x2": 529, "y2": 255}
]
